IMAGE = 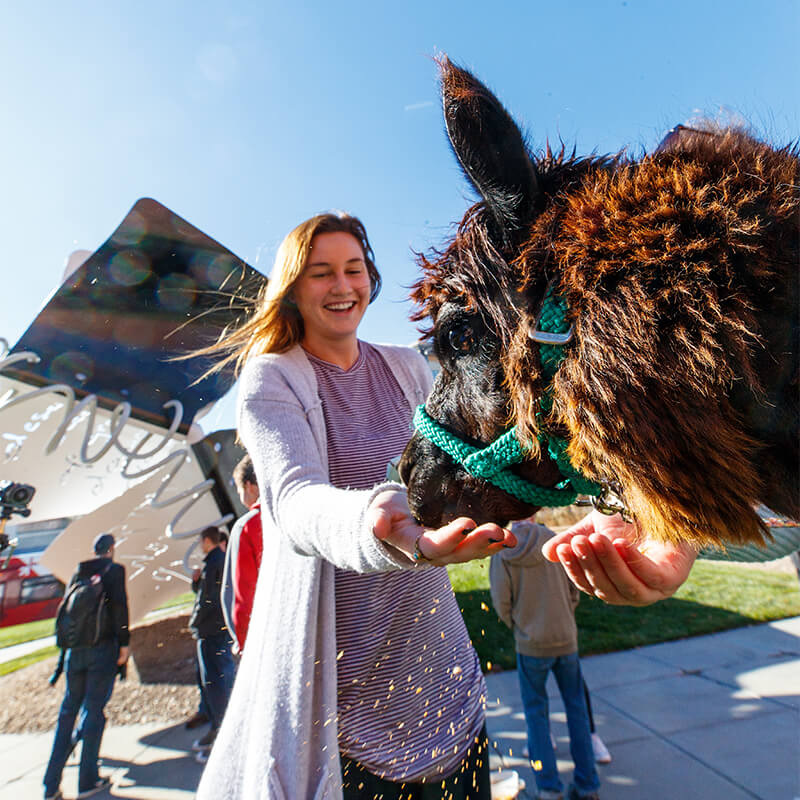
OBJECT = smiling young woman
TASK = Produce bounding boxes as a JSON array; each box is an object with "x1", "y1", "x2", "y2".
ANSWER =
[{"x1": 194, "y1": 211, "x2": 514, "y2": 800}]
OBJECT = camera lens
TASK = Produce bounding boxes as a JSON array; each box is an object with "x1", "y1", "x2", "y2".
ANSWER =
[
  {"x1": 0, "y1": 483, "x2": 35, "y2": 510},
  {"x1": 10, "y1": 486, "x2": 33, "y2": 504}
]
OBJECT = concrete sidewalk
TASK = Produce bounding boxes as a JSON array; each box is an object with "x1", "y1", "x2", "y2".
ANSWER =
[
  {"x1": 485, "y1": 615, "x2": 800, "y2": 799},
  {"x1": 1, "y1": 617, "x2": 797, "y2": 799},
  {"x1": 0, "y1": 721, "x2": 204, "y2": 800}
]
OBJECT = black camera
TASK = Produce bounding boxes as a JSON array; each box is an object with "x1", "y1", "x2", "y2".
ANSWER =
[{"x1": 0, "y1": 481, "x2": 36, "y2": 520}]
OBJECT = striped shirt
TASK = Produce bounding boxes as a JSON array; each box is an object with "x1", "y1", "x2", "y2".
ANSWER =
[{"x1": 307, "y1": 342, "x2": 486, "y2": 782}]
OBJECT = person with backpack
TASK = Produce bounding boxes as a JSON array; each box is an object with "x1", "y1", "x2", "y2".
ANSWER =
[{"x1": 43, "y1": 532, "x2": 129, "y2": 800}]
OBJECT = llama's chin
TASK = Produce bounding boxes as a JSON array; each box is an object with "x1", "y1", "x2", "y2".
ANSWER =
[{"x1": 406, "y1": 471, "x2": 534, "y2": 529}]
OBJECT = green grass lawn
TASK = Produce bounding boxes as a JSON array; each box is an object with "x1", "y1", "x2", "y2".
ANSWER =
[
  {"x1": 153, "y1": 590, "x2": 194, "y2": 612},
  {"x1": 2, "y1": 560, "x2": 798, "y2": 678},
  {"x1": 449, "y1": 558, "x2": 800, "y2": 672},
  {"x1": 0, "y1": 645, "x2": 60, "y2": 677},
  {"x1": 0, "y1": 618, "x2": 55, "y2": 649}
]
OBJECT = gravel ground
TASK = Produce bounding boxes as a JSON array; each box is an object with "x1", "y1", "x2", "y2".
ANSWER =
[{"x1": 0, "y1": 612, "x2": 202, "y2": 734}]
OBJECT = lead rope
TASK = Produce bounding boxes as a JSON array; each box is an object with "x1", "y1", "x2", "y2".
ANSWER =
[{"x1": 413, "y1": 406, "x2": 584, "y2": 506}]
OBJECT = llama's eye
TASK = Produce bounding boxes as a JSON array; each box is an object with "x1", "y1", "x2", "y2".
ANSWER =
[{"x1": 448, "y1": 323, "x2": 475, "y2": 354}]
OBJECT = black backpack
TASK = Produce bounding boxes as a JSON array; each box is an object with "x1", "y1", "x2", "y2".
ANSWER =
[{"x1": 54, "y1": 563, "x2": 111, "y2": 649}]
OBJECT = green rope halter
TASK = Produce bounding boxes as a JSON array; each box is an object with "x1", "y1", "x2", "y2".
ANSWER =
[{"x1": 413, "y1": 285, "x2": 603, "y2": 508}]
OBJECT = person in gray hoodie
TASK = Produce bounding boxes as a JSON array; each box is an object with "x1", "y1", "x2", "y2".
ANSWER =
[{"x1": 490, "y1": 520, "x2": 601, "y2": 800}]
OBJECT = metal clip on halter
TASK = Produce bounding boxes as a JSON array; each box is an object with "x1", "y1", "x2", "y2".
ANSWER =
[
  {"x1": 529, "y1": 325, "x2": 574, "y2": 346},
  {"x1": 528, "y1": 283, "x2": 574, "y2": 345},
  {"x1": 575, "y1": 484, "x2": 632, "y2": 522},
  {"x1": 591, "y1": 484, "x2": 633, "y2": 523}
]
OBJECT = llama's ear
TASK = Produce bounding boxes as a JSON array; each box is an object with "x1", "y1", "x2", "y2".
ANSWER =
[{"x1": 440, "y1": 57, "x2": 539, "y2": 235}]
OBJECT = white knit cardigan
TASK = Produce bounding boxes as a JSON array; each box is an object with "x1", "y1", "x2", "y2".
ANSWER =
[{"x1": 197, "y1": 342, "x2": 432, "y2": 800}]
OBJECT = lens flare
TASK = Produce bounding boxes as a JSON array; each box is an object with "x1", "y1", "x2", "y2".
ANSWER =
[
  {"x1": 49, "y1": 351, "x2": 94, "y2": 384},
  {"x1": 109, "y1": 250, "x2": 152, "y2": 287},
  {"x1": 156, "y1": 273, "x2": 197, "y2": 312}
]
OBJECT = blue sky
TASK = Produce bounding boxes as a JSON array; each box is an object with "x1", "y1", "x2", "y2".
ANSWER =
[{"x1": 1, "y1": 1, "x2": 797, "y2": 427}]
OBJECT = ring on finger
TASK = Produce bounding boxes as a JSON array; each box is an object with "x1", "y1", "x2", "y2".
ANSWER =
[{"x1": 413, "y1": 533, "x2": 433, "y2": 563}]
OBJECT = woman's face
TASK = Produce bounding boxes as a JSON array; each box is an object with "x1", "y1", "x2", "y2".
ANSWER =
[{"x1": 292, "y1": 231, "x2": 371, "y2": 347}]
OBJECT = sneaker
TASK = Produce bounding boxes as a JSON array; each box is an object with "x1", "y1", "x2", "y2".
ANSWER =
[
  {"x1": 591, "y1": 732, "x2": 612, "y2": 764},
  {"x1": 184, "y1": 711, "x2": 210, "y2": 729},
  {"x1": 535, "y1": 791, "x2": 563, "y2": 800},
  {"x1": 195, "y1": 749, "x2": 209, "y2": 764},
  {"x1": 44, "y1": 791, "x2": 63, "y2": 800},
  {"x1": 76, "y1": 777, "x2": 112, "y2": 798},
  {"x1": 192, "y1": 728, "x2": 217, "y2": 751},
  {"x1": 567, "y1": 786, "x2": 600, "y2": 800}
]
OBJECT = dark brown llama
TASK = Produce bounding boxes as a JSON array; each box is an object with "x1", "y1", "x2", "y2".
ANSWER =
[{"x1": 398, "y1": 58, "x2": 799, "y2": 549}]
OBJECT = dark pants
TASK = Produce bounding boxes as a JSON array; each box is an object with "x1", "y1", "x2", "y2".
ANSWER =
[
  {"x1": 197, "y1": 633, "x2": 235, "y2": 730},
  {"x1": 195, "y1": 662, "x2": 210, "y2": 718},
  {"x1": 341, "y1": 724, "x2": 491, "y2": 799},
  {"x1": 44, "y1": 640, "x2": 118, "y2": 796}
]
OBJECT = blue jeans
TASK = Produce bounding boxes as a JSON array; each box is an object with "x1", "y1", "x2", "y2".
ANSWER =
[
  {"x1": 517, "y1": 652, "x2": 600, "y2": 796},
  {"x1": 44, "y1": 640, "x2": 118, "y2": 796},
  {"x1": 197, "y1": 633, "x2": 235, "y2": 729}
]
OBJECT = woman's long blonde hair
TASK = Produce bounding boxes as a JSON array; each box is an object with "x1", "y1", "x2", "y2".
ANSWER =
[{"x1": 201, "y1": 211, "x2": 381, "y2": 377}]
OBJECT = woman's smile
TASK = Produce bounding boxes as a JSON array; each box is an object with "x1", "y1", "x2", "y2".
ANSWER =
[{"x1": 324, "y1": 300, "x2": 358, "y2": 312}]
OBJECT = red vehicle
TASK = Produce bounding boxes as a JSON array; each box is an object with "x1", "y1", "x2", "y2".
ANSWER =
[{"x1": 0, "y1": 551, "x2": 64, "y2": 628}]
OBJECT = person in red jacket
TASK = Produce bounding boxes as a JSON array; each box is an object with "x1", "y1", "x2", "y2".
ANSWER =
[{"x1": 221, "y1": 454, "x2": 262, "y2": 652}]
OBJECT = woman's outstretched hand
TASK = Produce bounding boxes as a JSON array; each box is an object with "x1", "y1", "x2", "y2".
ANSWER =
[
  {"x1": 368, "y1": 489, "x2": 516, "y2": 565},
  {"x1": 541, "y1": 510, "x2": 698, "y2": 606}
]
